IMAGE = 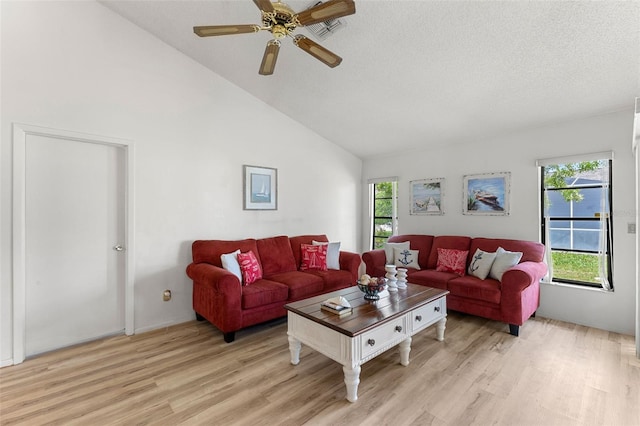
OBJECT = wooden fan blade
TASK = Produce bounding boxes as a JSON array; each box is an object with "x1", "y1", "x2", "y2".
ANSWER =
[
  {"x1": 259, "y1": 41, "x2": 280, "y2": 75},
  {"x1": 253, "y1": 0, "x2": 275, "y2": 13},
  {"x1": 194, "y1": 25, "x2": 259, "y2": 37},
  {"x1": 294, "y1": 35, "x2": 342, "y2": 68},
  {"x1": 296, "y1": 0, "x2": 355, "y2": 26}
]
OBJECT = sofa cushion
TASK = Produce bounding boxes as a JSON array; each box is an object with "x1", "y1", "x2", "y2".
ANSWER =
[
  {"x1": 266, "y1": 271, "x2": 324, "y2": 300},
  {"x1": 436, "y1": 248, "x2": 468, "y2": 276},
  {"x1": 303, "y1": 269, "x2": 354, "y2": 292},
  {"x1": 384, "y1": 241, "x2": 410, "y2": 264},
  {"x1": 238, "y1": 250, "x2": 263, "y2": 285},
  {"x1": 394, "y1": 247, "x2": 420, "y2": 269},
  {"x1": 406, "y1": 269, "x2": 457, "y2": 290},
  {"x1": 489, "y1": 247, "x2": 523, "y2": 281},
  {"x1": 427, "y1": 236, "x2": 472, "y2": 269},
  {"x1": 256, "y1": 236, "x2": 297, "y2": 276},
  {"x1": 241, "y1": 279, "x2": 289, "y2": 309},
  {"x1": 448, "y1": 275, "x2": 501, "y2": 305},
  {"x1": 468, "y1": 248, "x2": 497, "y2": 280},
  {"x1": 221, "y1": 249, "x2": 242, "y2": 281},
  {"x1": 313, "y1": 240, "x2": 341, "y2": 270},
  {"x1": 192, "y1": 239, "x2": 259, "y2": 267},
  {"x1": 300, "y1": 244, "x2": 328, "y2": 271},
  {"x1": 289, "y1": 234, "x2": 328, "y2": 267},
  {"x1": 388, "y1": 235, "x2": 434, "y2": 269}
]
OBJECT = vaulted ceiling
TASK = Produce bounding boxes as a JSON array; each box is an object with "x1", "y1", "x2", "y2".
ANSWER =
[{"x1": 100, "y1": 0, "x2": 640, "y2": 159}]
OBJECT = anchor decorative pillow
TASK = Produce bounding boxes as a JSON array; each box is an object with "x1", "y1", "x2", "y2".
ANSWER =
[
  {"x1": 467, "y1": 248, "x2": 497, "y2": 280},
  {"x1": 393, "y1": 247, "x2": 420, "y2": 269}
]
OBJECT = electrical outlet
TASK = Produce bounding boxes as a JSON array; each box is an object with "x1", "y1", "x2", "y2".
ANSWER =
[
  {"x1": 163, "y1": 290, "x2": 172, "y2": 301},
  {"x1": 628, "y1": 223, "x2": 636, "y2": 234}
]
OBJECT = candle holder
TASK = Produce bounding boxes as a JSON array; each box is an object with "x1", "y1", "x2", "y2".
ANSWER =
[
  {"x1": 385, "y1": 264, "x2": 398, "y2": 292},
  {"x1": 396, "y1": 268, "x2": 408, "y2": 289}
]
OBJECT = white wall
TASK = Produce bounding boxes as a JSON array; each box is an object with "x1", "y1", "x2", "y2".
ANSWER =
[
  {"x1": 363, "y1": 110, "x2": 637, "y2": 336},
  {"x1": 0, "y1": 1, "x2": 362, "y2": 365}
]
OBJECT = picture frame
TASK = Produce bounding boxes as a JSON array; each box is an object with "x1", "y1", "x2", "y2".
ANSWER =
[
  {"x1": 463, "y1": 172, "x2": 510, "y2": 215},
  {"x1": 410, "y1": 178, "x2": 444, "y2": 215},
  {"x1": 243, "y1": 165, "x2": 277, "y2": 210}
]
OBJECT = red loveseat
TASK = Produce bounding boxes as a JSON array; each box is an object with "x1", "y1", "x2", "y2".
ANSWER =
[
  {"x1": 186, "y1": 234, "x2": 361, "y2": 342},
  {"x1": 362, "y1": 235, "x2": 547, "y2": 336}
]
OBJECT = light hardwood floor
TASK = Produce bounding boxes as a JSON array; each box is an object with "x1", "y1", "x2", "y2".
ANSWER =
[{"x1": 1, "y1": 312, "x2": 638, "y2": 426}]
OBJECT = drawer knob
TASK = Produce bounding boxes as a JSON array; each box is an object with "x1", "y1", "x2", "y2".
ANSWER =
[
  {"x1": 395, "y1": 325, "x2": 403, "y2": 332},
  {"x1": 367, "y1": 339, "x2": 376, "y2": 346},
  {"x1": 415, "y1": 315, "x2": 422, "y2": 322},
  {"x1": 434, "y1": 306, "x2": 441, "y2": 312}
]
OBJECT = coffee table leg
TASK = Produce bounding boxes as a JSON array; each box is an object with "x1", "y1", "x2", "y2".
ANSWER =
[
  {"x1": 436, "y1": 316, "x2": 447, "y2": 341},
  {"x1": 342, "y1": 364, "x2": 361, "y2": 402},
  {"x1": 399, "y1": 336, "x2": 412, "y2": 366},
  {"x1": 288, "y1": 335, "x2": 301, "y2": 365}
]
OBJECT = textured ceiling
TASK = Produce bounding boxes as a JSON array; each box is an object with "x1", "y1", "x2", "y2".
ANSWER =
[{"x1": 100, "y1": 0, "x2": 640, "y2": 159}]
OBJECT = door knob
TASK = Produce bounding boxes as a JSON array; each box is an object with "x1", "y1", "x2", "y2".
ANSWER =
[{"x1": 113, "y1": 245, "x2": 125, "y2": 251}]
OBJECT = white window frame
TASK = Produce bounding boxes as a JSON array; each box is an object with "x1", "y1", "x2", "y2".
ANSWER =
[{"x1": 537, "y1": 151, "x2": 613, "y2": 290}]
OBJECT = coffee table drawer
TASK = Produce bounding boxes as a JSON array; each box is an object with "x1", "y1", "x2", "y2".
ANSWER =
[
  {"x1": 361, "y1": 317, "x2": 407, "y2": 359},
  {"x1": 410, "y1": 298, "x2": 445, "y2": 333}
]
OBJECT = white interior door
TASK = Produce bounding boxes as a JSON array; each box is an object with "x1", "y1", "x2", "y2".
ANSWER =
[{"x1": 24, "y1": 134, "x2": 126, "y2": 356}]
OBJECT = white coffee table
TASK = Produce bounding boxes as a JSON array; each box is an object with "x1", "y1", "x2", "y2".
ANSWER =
[{"x1": 284, "y1": 284, "x2": 448, "y2": 402}]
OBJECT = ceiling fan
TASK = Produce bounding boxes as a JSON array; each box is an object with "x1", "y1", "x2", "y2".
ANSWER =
[{"x1": 194, "y1": 0, "x2": 356, "y2": 75}]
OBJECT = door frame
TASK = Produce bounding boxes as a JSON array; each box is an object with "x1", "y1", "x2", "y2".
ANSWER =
[{"x1": 12, "y1": 123, "x2": 135, "y2": 364}]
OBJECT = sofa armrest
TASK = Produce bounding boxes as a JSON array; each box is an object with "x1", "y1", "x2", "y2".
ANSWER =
[
  {"x1": 186, "y1": 263, "x2": 242, "y2": 295},
  {"x1": 186, "y1": 262, "x2": 243, "y2": 333},
  {"x1": 500, "y1": 261, "x2": 548, "y2": 325},
  {"x1": 501, "y1": 261, "x2": 548, "y2": 293},
  {"x1": 339, "y1": 251, "x2": 362, "y2": 283},
  {"x1": 362, "y1": 249, "x2": 386, "y2": 277}
]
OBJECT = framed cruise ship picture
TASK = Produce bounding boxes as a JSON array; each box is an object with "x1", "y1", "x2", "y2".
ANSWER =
[{"x1": 463, "y1": 172, "x2": 510, "y2": 215}]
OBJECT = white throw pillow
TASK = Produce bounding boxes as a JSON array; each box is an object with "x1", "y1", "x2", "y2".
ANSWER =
[
  {"x1": 468, "y1": 248, "x2": 497, "y2": 280},
  {"x1": 489, "y1": 247, "x2": 523, "y2": 281},
  {"x1": 220, "y1": 249, "x2": 242, "y2": 281},
  {"x1": 384, "y1": 241, "x2": 410, "y2": 265},
  {"x1": 313, "y1": 240, "x2": 341, "y2": 270},
  {"x1": 393, "y1": 247, "x2": 421, "y2": 269}
]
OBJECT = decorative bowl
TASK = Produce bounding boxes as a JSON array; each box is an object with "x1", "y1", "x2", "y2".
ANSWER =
[{"x1": 357, "y1": 278, "x2": 388, "y2": 300}]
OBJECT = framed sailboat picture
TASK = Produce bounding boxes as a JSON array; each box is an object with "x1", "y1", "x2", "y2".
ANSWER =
[
  {"x1": 410, "y1": 178, "x2": 444, "y2": 215},
  {"x1": 463, "y1": 172, "x2": 510, "y2": 216},
  {"x1": 243, "y1": 165, "x2": 277, "y2": 210}
]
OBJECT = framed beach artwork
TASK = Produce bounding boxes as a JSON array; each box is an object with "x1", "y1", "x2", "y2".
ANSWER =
[
  {"x1": 463, "y1": 172, "x2": 510, "y2": 216},
  {"x1": 243, "y1": 165, "x2": 277, "y2": 210},
  {"x1": 410, "y1": 178, "x2": 444, "y2": 215}
]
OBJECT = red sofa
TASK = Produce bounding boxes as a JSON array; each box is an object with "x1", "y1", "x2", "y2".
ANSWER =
[
  {"x1": 362, "y1": 235, "x2": 547, "y2": 336},
  {"x1": 186, "y1": 234, "x2": 361, "y2": 342}
]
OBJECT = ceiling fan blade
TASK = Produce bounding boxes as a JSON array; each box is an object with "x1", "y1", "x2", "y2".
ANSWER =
[
  {"x1": 253, "y1": 0, "x2": 275, "y2": 13},
  {"x1": 193, "y1": 25, "x2": 260, "y2": 37},
  {"x1": 259, "y1": 40, "x2": 280, "y2": 75},
  {"x1": 294, "y1": 35, "x2": 342, "y2": 68},
  {"x1": 296, "y1": 0, "x2": 356, "y2": 26}
]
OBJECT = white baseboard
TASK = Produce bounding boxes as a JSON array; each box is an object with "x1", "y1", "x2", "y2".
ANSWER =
[
  {"x1": 133, "y1": 315, "x2": 196, "y2": 334},
  {"x1": 1, "y1": 358, "x2": 14, "y2": 368}
]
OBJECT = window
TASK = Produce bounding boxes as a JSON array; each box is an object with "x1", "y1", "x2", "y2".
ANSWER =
[
  {"x1": 369, "y1": 178, "x2": 397, "y2": 250},
  {"x1": 538, "y1": 152, "x2": 613, "y2": 290}
]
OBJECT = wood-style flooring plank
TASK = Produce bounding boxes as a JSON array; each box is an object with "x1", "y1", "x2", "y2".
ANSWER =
[{"x1": 1, "y1": 313, "x2": 638, "y2": 426}]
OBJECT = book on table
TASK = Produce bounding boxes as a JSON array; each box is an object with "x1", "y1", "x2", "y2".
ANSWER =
[{"x1": 321, "y1": 301, "x2": 353, "y2": 316}]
